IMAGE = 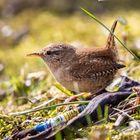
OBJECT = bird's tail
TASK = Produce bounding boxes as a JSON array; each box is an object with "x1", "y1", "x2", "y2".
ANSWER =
[
  {"x1": 116, "y1": 63, "x2": 125, "y2": 69},
  {"x1": 106, "y1": 20, "x2": 117, "y2": 49},
  {"x1": 105, "y1": 20, "x2": 118, "y2": 61}
]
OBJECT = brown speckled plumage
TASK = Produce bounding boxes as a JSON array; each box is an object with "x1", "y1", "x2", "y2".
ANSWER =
[{"x1": 28, "y1": 20, "x2": 125, "y2": 93}]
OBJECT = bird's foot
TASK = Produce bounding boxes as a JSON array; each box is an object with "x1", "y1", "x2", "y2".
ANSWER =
[
  {"x1": 64, "y1": 92, "x2": 91, "y2": 103},
  {"x1": 86, "y1": 89, "x2": 108, "y2": 100}
]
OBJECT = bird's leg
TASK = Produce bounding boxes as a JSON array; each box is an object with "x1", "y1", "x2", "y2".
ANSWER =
[
  {"x1": 64, "y1": 92, "x2": 91, "y2": 103},
  {"x1": 85, "y1": 89, "x2": 108, "y2": 100},
  {"x1": 64, "y1": 88, "x2": 109, "y2": 103},
  {"x1": 59, "y1": 92, "x2": 90, "y2": 112},
  {"x1": 64, "y1": 89, "x2": 108, "y2": 103}
]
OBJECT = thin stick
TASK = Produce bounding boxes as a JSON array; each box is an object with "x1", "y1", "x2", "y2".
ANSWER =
[
  {"x1": 96, "y1": 104, "x2": 140, "y2": 124},
  {"x1": 32, "y1": 97, "x2": 57, "y2": 110},
  {"x1": 9, "y1": 101, "x2": 89, "y2": 116},
  {"x1": 113, "y1": 107, "x2": 135, "y2": 121}
]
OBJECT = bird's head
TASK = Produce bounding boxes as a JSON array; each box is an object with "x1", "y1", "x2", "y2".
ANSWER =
[{"x1": 27, "y1": 43, "x2": 76, "y2": 68}]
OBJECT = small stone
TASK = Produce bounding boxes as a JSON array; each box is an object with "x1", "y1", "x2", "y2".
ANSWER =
[
  {"x1": 129, "y1": 121, "x2": 140, "y2": 131},
  {"x1": 113, "y1": 113, "x2": 128, "y2": 128}
]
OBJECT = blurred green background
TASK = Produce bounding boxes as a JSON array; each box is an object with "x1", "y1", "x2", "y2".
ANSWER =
[{"x1": 0, "y1": 0, "x2": 140, "y2": 77}]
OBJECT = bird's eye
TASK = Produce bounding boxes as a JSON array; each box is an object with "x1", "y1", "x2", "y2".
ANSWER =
[
  {"x1": 46, "y1": 51, "x2": 51, "y2": 55},
  {"x1": 46, "y1": 50, "x2": 60, "y2": 56}
]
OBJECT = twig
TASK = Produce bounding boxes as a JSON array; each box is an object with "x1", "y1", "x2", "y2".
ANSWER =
[
  {"x1": 9, "y1": 101, "x2": 89, "y2": 116},
  {"x1": 31, "y1": 97, "x2": 57, "y2": 110},
  {"x1": 113, "y1": 107, "x2": 135, "y2": 121}
]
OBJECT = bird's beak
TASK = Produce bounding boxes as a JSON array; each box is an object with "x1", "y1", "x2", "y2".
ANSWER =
[{"x1": 26, "y1": 52, "x2": 43, "y2": 57}]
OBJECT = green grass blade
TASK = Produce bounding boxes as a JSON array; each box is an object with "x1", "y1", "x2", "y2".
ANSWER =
[
  {"x1": 104, "y1": 105, "x2": 109, "y2": 123},
  {"x1": 55, "y1": 83, "x2": 74, "y2": 96},
  {"x1": 97, "y1": 105, "x2": 103, "y2": 120},
  {"x1": 9, "y1": 101, "x2": 89, "y2": 116},
  {"x1": 81, "y1": 7, "x2": 140, "y2": 61}
]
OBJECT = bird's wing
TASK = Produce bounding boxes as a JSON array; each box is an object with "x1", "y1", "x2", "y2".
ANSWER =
[{"x1": 69, "y1": 56, "x2": 124, "y2": 80}]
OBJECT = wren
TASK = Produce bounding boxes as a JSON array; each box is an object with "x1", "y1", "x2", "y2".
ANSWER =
[{"x1": 27, "y1": 20, "x2": 125, "y2": 93}]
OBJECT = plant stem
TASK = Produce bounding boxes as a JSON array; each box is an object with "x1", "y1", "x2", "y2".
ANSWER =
[
  {"x1": 9, "y1": 101, "x2": 89, "y2": 116},
  {"x1": 81, "y1": 7, "x2": 140, "y2": 61}
]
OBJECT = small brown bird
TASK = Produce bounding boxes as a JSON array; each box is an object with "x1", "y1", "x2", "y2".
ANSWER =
[{"x1": 27, "y1": 20, "x2": 125, "y2": 94}]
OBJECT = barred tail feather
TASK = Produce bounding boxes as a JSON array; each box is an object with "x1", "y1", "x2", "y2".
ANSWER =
[
  {"x1": 106, "y1": 20, "x2": 118, "y2": 48},
  {"x1": 116, "y1": 63, "x2": 125, "y2": 69}
]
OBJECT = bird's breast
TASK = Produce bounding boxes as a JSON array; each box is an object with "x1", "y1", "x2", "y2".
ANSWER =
[
  {"x1": 52, "y1": 68, "x2": 63, "y2": 82},
  {"x1": 49, "y1": 64, "x2": 118, "y2": 93},
  {"x1": 52, "y1": 67, "x2": 71, "y2": 82}
]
